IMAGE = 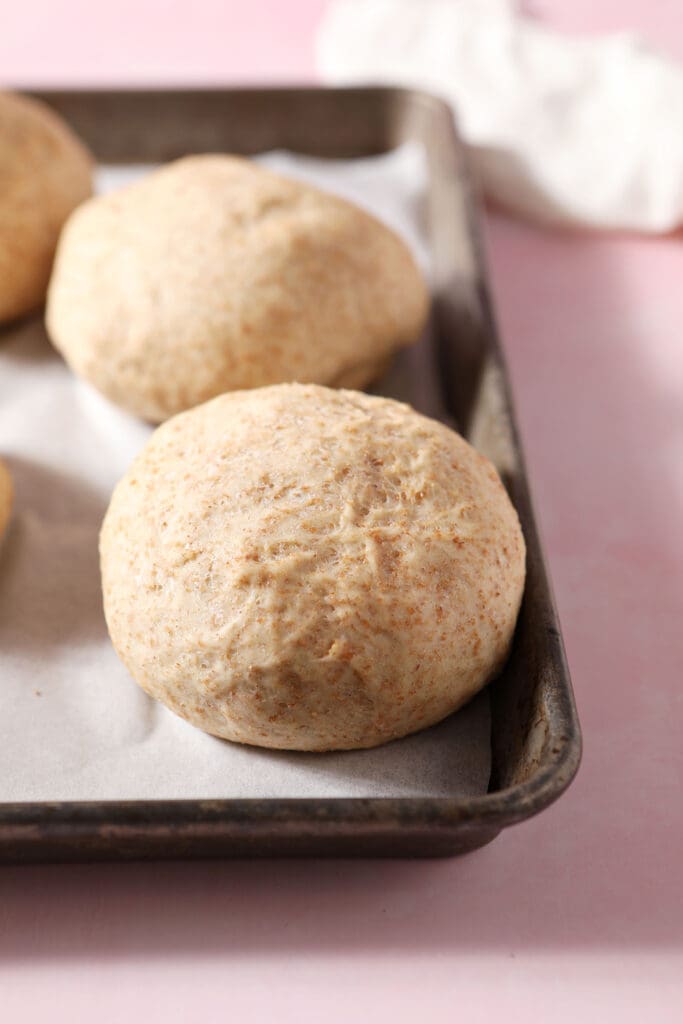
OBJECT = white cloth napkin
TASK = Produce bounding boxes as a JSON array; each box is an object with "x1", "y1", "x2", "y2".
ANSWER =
[{"x1": 317, "y1": 0, "x2": 683, "y2": 232}]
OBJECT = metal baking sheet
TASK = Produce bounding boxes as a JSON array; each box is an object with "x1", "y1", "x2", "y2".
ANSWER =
[{"x1": 0, "y1": 87, "x2": 581, "y2": 860}]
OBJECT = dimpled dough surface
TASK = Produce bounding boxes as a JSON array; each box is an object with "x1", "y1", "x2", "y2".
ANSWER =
[
  {"x1": 100, "y1": 384, "x2": 526, "y2": 752},
  {"x1": 46, "y1": 155, "x2": 428, "y2": 422}
]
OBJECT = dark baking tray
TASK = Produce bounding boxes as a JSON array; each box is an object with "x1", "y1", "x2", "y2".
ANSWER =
[{"x1": 0, "y1": 87, "x2": 580, "y2": 861}]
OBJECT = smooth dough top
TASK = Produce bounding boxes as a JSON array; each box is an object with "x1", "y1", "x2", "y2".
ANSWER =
[
  {"x1": 47, "y1": 155, "x2": 429, "y2": 422},
  {"x1": 0, "y1": 460, "x2": 13, "y2": 541},
  {"x1": 0, "y1": 91, "x2": 93, "y2": 323},
  {"x1": 100, "y1": 384, "x2": 526, "y2": 751}
]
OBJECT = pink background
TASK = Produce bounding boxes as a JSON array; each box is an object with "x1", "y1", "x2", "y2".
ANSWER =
[{"x1": 2, "y1": 1, "x2": 682, "y2": 1020}]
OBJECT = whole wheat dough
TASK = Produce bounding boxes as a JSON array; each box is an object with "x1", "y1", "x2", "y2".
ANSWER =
[
  {"x1": 100, "y1": 384, "x2": 526, "y2": 751},
  {"x1": 0, "y1": 92, "x2": 92, "y2": 323},
  {"x1": 47, "y1": 155, "x2": 428, "y2": 422}
]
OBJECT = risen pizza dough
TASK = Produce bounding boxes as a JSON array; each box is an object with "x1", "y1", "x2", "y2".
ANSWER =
[
  {"x1": 0, "y1": 91, "x2": 92, "y2": 323},
  {"x1": 100, "y1": 384, "x2": 525, "y2": 751},
  {"x1": 47, "y1": 155, "x2": 428, "y2": 422}
]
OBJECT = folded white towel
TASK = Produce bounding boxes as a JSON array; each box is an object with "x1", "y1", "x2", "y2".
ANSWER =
[{"x1": 317, "y1": 0, "x2": 683, "y2": 232}]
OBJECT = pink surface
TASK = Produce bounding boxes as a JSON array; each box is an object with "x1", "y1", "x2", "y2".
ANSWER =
[{"x1": 1, "y1": 2, "x2": 682, "y2": 1021}]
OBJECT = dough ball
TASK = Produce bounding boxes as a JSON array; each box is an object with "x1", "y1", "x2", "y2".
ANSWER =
[
  {"x1": 101, "y1": 384, "x2": 526, "y2": 751},
  {"x1": 47, "y1": 155, "x2": 428, "y2": 422},
  {"x1": 0, "y1": 92, "x2": 93, "y2": 323},
  {"x1": 0, "y1": 460, "x2": 13, "y2": 541}
]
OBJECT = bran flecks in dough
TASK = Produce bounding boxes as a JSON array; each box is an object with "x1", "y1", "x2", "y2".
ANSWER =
[
  {"x1": 47, "y1": 155, "x2": 428, "y2": 422},
  {"x1": 100, "y1": 384, "x2": 526, "y2": 751}
]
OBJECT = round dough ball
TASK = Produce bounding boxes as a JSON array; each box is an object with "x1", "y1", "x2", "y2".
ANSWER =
[
  {"x1": 0, "y1": 459, "x2": 13, "y2": 540},
  {"x1": 47, "y1": 155, "x2": 428, "y2": 422},
  {"x1": 101, "y1": 384, "x2": 526, "y2": 752},
  {"x1": 0, "y1": 92, "x2": 93, "y2": 323}
]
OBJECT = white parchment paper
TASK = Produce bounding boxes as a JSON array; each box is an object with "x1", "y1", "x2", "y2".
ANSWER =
[{"x1": 0, "y1": 146, "x2": 490, "y2": 801}]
